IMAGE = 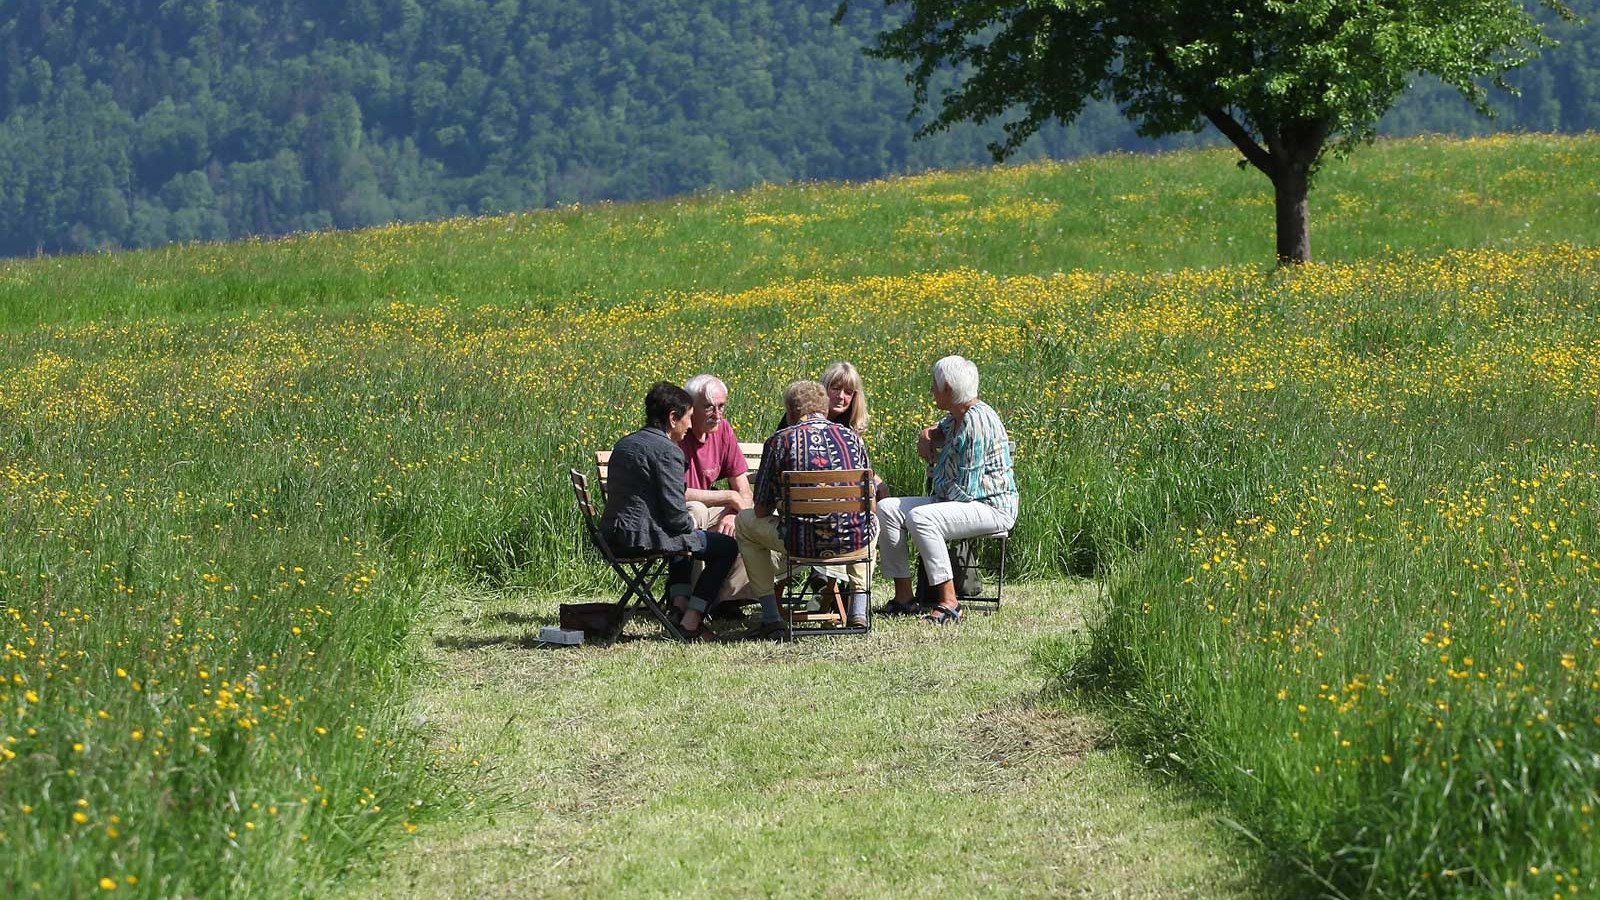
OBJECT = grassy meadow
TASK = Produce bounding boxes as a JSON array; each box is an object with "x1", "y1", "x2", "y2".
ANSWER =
[
  {"x1": 0, "y1": 133, "x2": 1597, "y2": 895},
  {"x1": 349, "y1": 582, "x2": 1258, "y2": 898}
]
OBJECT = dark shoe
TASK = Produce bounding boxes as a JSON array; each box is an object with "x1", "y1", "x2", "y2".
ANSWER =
[
  {"x1": 706, "y1": 600, "x2": 748, "y2": 622},
  {"x1": 743, "y1": 620, "x2": 789, "y2": 642},
  {"x1": 879, "y1": 599, "x2": 921, "y2": 617},
  {"x1": 922, "y1": 604, "x2": 962, "y2": 625},
  {"x1": 678, "y1": 623, "x2": 720, "y2": 644}
]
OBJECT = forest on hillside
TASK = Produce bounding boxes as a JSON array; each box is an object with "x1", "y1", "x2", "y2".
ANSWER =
[{"x1": 1, "y1": 0, "x2": 1595, "y2": 258}]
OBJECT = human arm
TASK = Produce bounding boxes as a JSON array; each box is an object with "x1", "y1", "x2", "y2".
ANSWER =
[
  {"x1": 684, "y1": 485, "x2": 750, "y2": 510},
  {"x1": 916, "y1": 424, "x2": 947, "y2": 464},
  {"x1": 751, "y1": 433, "x2": 781, "y2": 520},
  {"x1": 705, "y1": 472, "x2": 754, "y2": 536}
]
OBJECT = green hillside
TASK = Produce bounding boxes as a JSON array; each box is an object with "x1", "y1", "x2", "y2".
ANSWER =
[
  {"x1": 0, "y1": 136, "x2": 1597, "y2": 896},
  {"x1": 0, "y1": 0, "x2": 1595, "y2": 257}
]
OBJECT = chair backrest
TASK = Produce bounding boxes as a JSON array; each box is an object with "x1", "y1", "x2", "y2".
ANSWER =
[
  {"x1": 596, "y1": 443, "x2": 765, "y2": 499},
  {"x1": 570, "y1": 467, "x2": 600, "y2": 527},
  {"x1": 593, "y1": 450, "x2": 613, "y2": 499},
  {"x1": 739, "y1": 441, "x2": 764, "y2": 482},
  {"x1": 778, "y1": 469, "x2": 874, "y2": 518}
]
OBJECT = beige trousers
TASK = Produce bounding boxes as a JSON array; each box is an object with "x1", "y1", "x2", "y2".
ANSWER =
[
  {"x1": 687, "y1": 501, "x2": 754, "y2": 602},
  {"x1": 733, "y1": 509, "x2": 870, "y2": 597}
]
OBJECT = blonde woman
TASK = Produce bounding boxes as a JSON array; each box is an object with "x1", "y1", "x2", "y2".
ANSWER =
[
  {"x1": 821, "y1": 360, "x2": 869, "y2": 432},
  {"x1": 771, "y1": 361, "x2": 868, "y2": 434}
]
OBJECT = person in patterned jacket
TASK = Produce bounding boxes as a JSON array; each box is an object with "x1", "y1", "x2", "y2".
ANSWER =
[{"x1": 734, "y1": 380, "x2": 874, "y2": 639}]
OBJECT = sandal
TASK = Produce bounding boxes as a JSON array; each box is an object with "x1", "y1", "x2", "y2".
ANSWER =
[
  {"x1": 880, "y1": 599, "x2": 921, "y2": 617},
  {"x1": 922, "y1": 604, "x2": 962, "y2": 625}
]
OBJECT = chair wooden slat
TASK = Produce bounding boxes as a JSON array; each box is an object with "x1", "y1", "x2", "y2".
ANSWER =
[
  {"x1": 789, "y1": 547, "x2": 870, "y2": 565},
  {"x1": 786, "y1": 498, "x2": 874, "y2": 515},
  {"x1": 787, "y1": 611, "x2": 843, "y2": 624},
  {"x1": 781, "y1": 469, "x2": 870, "y2": 485},
  {"x1": 739, "y1": 442, "x2": 764, "y2": 480},
  {"x1": 786, "y1": 484, "x2": 869, "y2": 500}
]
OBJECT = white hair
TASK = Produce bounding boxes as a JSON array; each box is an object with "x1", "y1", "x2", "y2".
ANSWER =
[
  {"x1": 931, "y1": 355, "x2": 979, "y2": 404},
  {"x1": 683, "y1": 374, "x2": 727, "y2": 402}
]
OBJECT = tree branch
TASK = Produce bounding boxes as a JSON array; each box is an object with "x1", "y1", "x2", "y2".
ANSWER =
[
  {"x1": 1147, "y1": 43, "x2": 1274, "y2": 175},
  {"x1": 1201, "y1": 106, "x2": 1274, "y2": 175}
]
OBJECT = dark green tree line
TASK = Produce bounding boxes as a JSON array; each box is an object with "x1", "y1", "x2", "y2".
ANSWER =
[{"x1": 0, "y1": 0, "x2": 1593, "y2": 257}]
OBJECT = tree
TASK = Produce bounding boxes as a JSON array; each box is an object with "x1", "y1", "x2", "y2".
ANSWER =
[{"x1": 844, "y1": 0, "x2": 1569, "y2": 263}]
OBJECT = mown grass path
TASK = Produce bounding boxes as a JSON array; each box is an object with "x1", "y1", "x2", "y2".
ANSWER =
[{"x1": 349, "y1": 583, "x2": 1262, "y2": 897}]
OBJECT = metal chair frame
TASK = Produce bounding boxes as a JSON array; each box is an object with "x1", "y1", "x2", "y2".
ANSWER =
[
  {"x1": 776, "y1": 468, "x2": 876, "y2": 639},
  {"x1": 568, "y1": 468, "x2": 686, "y2": 643},
  {"x1": 949, "y1": 531, "x2": 1007, "y2": 611}
]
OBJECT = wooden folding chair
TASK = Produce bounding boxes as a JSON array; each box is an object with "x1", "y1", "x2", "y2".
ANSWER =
[
  {"x1": 568, "y1": 469, "x2": 686, "y2": 643},
  {"x1": 776, "y1": 468, "x2": 875, "y2": 639}
]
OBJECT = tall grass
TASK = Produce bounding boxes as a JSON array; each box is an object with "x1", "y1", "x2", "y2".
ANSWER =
[
  {"x1": 0, "y1": 134, "x2": 1594, "y2": 328},
  {"x1": 0, "y1": 134, "x2": 1596, "y2": 894}
]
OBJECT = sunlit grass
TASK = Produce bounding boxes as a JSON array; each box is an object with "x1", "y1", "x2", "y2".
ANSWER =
[{"x1": 0, "y1": 134, "x2": 1597, "y2": 895}]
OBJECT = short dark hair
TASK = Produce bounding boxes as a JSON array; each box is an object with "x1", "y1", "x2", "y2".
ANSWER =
[{"x1": 644, "y1": 381, "x2": 693, "y2": 431}]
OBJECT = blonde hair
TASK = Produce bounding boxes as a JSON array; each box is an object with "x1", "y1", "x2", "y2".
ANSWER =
[{"x1": 821, "y1": 361, "x2": 869, "y2": 432}]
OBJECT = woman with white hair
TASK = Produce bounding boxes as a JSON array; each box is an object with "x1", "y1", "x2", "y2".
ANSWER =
[{"x1": 877, "y1": 355, "x2": 1017, "y2": 623}]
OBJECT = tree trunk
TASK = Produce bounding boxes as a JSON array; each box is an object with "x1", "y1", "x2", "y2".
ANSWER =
[
  {"x1": 1196, "y1": 108, "x2": 1322, "y2": 266},
  {"x1": 1271, "y1": 166, "x2": 1310, "y2": 265}
]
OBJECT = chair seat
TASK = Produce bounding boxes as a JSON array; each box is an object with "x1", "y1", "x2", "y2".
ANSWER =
[
  {"x1": 790, "y1": 546, "x2": 871, "y2": 565},
  {"x1": 612, "y1": 549, "x2": 681, "y2": 562}
]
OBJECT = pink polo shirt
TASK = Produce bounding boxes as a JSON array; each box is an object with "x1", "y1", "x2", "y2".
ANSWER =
[{"x1": 678, "y1": 419, "x2": 748, "y2": 491}]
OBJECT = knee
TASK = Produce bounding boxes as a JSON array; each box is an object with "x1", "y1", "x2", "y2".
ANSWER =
[
  {"x1": 906, "y1": 507, "x2": 944, "y2": 539},
  {"x1": 878, "y1": 496, "x2": 904, "y2": 525},
  {"x1": 707, "y1": 531, "x2": 738, "y2": 560},
  {"x1": 734, "y1": 508, "x2": 760, "y2": 538}
]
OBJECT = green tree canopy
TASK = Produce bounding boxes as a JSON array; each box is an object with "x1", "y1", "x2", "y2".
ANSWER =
[{"x1": 853, "y1": 0, "x2": 1571, "y2": 262}]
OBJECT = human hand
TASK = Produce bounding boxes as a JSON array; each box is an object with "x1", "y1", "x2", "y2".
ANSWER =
[
  {"x1": 916, "y1": 427, "x2": 937, "y2": 463},
  {"x1": 713, "y1": 513, "x2": 739, "y2": 537},
  {"x1": 724, "y1": 491, "x2": 752, "y2": 512}
]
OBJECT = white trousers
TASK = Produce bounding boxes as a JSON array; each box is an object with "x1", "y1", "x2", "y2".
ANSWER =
[{"x1": 877, "y1": 496, "x2": 1013, "y2": 586}]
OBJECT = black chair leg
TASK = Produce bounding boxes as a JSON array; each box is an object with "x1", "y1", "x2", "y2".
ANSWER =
[{"x1": 610, "y1": 556, "x2": 683, "y2": 642}]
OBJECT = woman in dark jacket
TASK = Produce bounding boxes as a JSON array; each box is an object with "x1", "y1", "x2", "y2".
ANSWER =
[{"x1": 600, "y1": 381, "x2": 737, "y2": 641}]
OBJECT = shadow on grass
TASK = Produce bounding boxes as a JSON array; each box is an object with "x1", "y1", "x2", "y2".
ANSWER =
[
  {"x1": 481, "y1": 610, "x2": 559, "y2": 627},
  {"x1": 433, "y1": 632, "x2": 558, "y2": 652},
  {"x1": 432, "y1": 612, "x2": 682, "y2": 651}
]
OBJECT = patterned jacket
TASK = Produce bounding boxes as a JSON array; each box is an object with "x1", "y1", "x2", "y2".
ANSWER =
[
  {"x1": 931, "y1": 400, "x2": 1018, "y2": 522},
  {"x1": 754, "y1": 414, "x2": 874, "y2": 558}
]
